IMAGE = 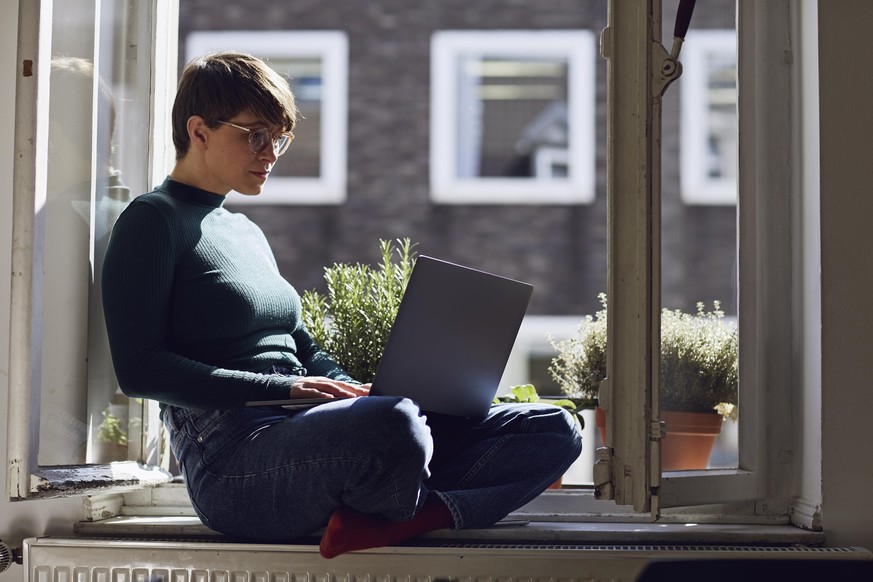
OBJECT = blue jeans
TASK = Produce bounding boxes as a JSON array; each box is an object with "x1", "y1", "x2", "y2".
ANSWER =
[{"x1": 164, "y1": 395, "x2": 582, "y2": 542}]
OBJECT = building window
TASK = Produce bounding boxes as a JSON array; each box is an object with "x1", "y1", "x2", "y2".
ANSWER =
[
  {"x1": 185, "y1": 31, "x2": 348, "y2": 205},
  {"x1": 430, "y1": 30, "x2": 596, "y2": 204},
  {"x1": 680, "y1": 30, "x2": 737, "y2": 205}
]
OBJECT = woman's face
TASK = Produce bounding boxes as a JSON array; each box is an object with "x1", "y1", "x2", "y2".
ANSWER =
[{"x1": 199, "y1": 110, "x2": 283, "y2": 196}]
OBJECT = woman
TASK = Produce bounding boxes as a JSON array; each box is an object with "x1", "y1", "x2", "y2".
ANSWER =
[{"x1": 102, "y1": 51, "x2": 582, "y2": 559}]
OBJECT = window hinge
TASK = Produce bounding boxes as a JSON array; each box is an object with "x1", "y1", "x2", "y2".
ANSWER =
[
  {"x1": 593, "y1": 446, "x2": 615, "y2": 500},
  {"x1": 652, "y1": 40, "x2": 683, "y2": 98},
  {"x1": 650, "y1": 419, "x2": 665, "y2": 441}
]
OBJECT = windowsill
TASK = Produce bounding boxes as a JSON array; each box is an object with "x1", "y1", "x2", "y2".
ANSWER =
[
  {"x1": 74, "y1": 515, "x2": 824, "y2": 547},
  {"x1": 76, "y1": 484, "x2": 824, "y2": 547},
  {"x1": 21, "y1": 462, "x2": 173, "y2": 500}
]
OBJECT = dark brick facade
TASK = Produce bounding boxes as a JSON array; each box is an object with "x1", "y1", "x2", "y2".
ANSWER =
[{"x1": 178, "y1": 0, "x2": 736, "y2": 317}]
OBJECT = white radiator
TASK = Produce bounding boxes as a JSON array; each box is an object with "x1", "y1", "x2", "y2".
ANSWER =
[{"x1": 23, "y1": 537, "x2": 873, "y2": 582}]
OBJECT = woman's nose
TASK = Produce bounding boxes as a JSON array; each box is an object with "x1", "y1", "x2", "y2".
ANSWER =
[{"x1": 259, "y1": 144, "x2": 279, "y2": 163}]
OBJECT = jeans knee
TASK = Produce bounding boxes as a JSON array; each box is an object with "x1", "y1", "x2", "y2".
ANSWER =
[
  {"x1": 331, "y1": 396, "x2": 431, "y2": 467},
  {"x1": 386, "y1": 398, "x2": 432, "y2": 464},
  {"x1": 527, "y1": 404, "x2": 583, "y2": 455}
]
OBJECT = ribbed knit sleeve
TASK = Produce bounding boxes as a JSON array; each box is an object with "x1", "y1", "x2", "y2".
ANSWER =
[{"x1": 101, "y1": 180, "x2": 352, "y2": 410}]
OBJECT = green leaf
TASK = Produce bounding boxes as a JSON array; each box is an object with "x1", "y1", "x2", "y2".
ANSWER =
[
  {"x1": 550, "y1": 398, "x2": 577, "y2": 410},
  {"x1": 510, "y1": 383, "x2": 540, "y2": 403}
]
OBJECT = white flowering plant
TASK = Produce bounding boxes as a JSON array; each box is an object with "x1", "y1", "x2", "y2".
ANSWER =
[{"x1": 549, "y1": 293, "x2": 738, "y2": 417}]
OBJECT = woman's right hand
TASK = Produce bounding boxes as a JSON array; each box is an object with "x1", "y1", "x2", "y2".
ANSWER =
[{"x1": 290, "y1": 376, "x2": 371, "y2": 400}]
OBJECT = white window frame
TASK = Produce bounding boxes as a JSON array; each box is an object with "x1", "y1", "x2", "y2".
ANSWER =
[
  {"x1": 132, "y1": 1, "x2": 802, "y2": 522},
  {"x1": 133, "y1": 1, "x2": 802, "y2": 524},
  {"x1": 597, "y1": 0, "x2": 803, "y2": 518},
  {"x1": 5, "y1": 0, "x2": 810, "y2": 529},
  {"x1": 185, "y1": 31, "x2": 348, "y2": 205},
  {"x1": 679, "y1": 30, "x2": 738, "y2": 205},
  {"x1": 430, "y1": 30, "x2": 596, "y2": 205},
  {"x1": 6, "y1": 0, "x2": 177, "y2": 501},
  {"x1": 659, "y1": 2, "x2": 778, "y2": 510},
  {"x1": 509, "y1": 0, "x2": 803, "y2": 522}
]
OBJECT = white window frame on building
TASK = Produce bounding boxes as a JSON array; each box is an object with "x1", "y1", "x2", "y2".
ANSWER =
[
  {"x1": 429, "y1": 30, "x2": 596, "y2": 205},
  {"x1": 185, "y1": 30, "x2": 349, "y2": 205},
  {"x1": 680, "y1": 29, "x2": 738, "y2": 205}
]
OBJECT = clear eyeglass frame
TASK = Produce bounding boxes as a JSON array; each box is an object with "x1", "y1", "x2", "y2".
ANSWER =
[{"x1": 216, "y1": 120, "x2": 294, "y2": 156}]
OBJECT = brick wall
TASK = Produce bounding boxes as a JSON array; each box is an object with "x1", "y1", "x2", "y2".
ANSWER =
[{"x1": 178, "y1": 0, "x2": 735, "y2": 317}]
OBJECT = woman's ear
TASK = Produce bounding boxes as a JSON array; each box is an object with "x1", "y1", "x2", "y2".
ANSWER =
[{"x1": 187, "y1": 115, "x2": 208, "y2": 150}]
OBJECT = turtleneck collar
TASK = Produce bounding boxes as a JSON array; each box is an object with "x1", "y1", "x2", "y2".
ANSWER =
[{"x1": 159, "y1": 177, "x2": 227, "y2": 208}]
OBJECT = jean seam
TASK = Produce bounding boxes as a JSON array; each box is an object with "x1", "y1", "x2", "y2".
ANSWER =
[
  {"x1": 187, "y1": 409, "x2": 236, "y2": 442},
  {"x1": 433, "y1": 490, "x2": 462, "y2": 529},
  {"x1": 454, "y1": 433, "x2": 514, "y2": 489},
  {"x1": 389, "y1": 474, "x2": 416, "y2": 521}
]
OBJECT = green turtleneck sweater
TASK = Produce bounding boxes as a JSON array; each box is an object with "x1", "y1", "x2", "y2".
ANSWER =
[{"x1": 102, "y1": 178, "x2": 352, "y2": 410}]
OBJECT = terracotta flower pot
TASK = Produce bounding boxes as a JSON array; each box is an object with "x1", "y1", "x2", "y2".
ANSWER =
[{"x1": 595, "y1": 407, "x2": 723, "y2": 471}]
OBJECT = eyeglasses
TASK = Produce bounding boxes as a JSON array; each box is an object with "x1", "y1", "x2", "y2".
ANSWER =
[{"x1": 215, "y1": 120, "x2": 294, "y2": 157}]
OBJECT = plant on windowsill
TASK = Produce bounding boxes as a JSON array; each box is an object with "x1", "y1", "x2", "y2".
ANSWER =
[
  {"x1": 301, "y1": 238, "x2": 417, "y2": 383},
  {"x1": 549, "y1": 293, "x2": 738, "y2": 471},
  {"x1": 95, "y1": 407, "x2": 129, "y2": 462}
]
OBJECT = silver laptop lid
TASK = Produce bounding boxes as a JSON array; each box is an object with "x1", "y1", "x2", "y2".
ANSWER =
[{"x1": 370, "y1": 256, "x2": 533, "y2": 418}]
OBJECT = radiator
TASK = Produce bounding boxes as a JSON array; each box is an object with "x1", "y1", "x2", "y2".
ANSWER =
[{"x1": 23, "y1": 537, "x2": 873, "y2": 582}]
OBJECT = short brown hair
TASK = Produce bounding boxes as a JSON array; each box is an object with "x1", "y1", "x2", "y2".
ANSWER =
[{"x1": 171, "y1": 51, "x2": 299, "y2": 159}]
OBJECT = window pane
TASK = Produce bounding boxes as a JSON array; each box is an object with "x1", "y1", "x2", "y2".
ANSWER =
[
  {"x1": 430, "y1": 30, "x2": 596, "y2": 204},
  {"x1": 680, "y1": 29, "x2": 738, "y2": 204},
  {"x1": 38, "y1": 0, "x2": 149, "y2": 465},
  {"x1": 705, "y1": 52, "x2": 737, "y2": 182},
  {"x1": 662, "y1": 11, "x2": 739, "y2": 472},
  {"x1": 456, "y1": 57, "x2": 570, "y2": 179},
  {"x1": 267, "y1": 56, "x2": 322, "y2": 179}
]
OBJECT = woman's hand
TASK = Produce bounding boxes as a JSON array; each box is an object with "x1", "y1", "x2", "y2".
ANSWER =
[{"x1": 290, "y1": 376, "x2": 371, "y2": 400}]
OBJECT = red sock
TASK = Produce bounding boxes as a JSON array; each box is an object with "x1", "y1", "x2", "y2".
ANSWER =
[{"x1": 319, "y1": 495, "x2": 454, "y2": 559}]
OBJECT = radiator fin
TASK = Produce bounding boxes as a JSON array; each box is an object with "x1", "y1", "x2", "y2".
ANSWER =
[
  {"x1": 24, "y1": 537, "x2": 873, "y2": 582},
  {"x1": 32, "y1": 574, "x2": 599, "y2": 582},
  {"x1": 31, "y1": 565, "x2": 603, "y2": 582}
]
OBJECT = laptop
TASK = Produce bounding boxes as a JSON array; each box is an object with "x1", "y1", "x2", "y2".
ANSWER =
[{"x1": 247, "y1": 256, "x2": 533, "y2": 419}]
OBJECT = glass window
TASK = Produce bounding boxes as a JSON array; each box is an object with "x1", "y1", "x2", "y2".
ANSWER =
[
  {"x1": 37, "y1": 1, "x2": 155, "y2": 467},
  {"x1": 185, "y1": 31, "x2": 349, "y2": 205},
  {"x1": 680, "y1": 30, "x2": 738, "y2": 205},
  {"x1": 6, "y1": 0, "x2": 802, "y2": 523},
  {"x1": 7, "y1": 0, "x2": 174, "y2": 498},
  {"x1": 662, "y1": 22, "x2": 739, "y2": 475},
  {"x1": 430, "y1": 30, "x2": 596, "y2": 204}
]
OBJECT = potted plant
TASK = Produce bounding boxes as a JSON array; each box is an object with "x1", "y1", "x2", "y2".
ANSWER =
[
  {"x1": 94, "y1": 406, "x2": 129, "y2": 462},
  {"x1": 301, "y1": 238, "x2": 416, "y2": 383},
  {"x1": 549, "y1": 293, "x2": 738, "y2": 471}
]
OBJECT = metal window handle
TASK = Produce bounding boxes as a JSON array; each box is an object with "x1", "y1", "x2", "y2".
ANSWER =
[
  {"x1": 674, "y1": 0, "x2": 697, "y2": 41},
  {"x1": 669, "y1": 0, "x2": 698, "y2": 60},
  {"x1": 655, "y1": 0, "x2": 698, "y2": 97}
]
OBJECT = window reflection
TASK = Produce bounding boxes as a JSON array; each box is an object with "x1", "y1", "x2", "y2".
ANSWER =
[
  {"x1": 663, "y1": 9, "x2": 739, "y2": 471},
  {"x1": 37, "y1": 0, "x2": 147, "y2": 466},
  {"x1": 268, "y1": 57, "x2": 323, "y2": 180},
  {"x1": 456, "y1": 56, "x2": 570, "y2": 180},
  {"x1": 705, "y1": 53, "x2": 737, "y2": 181}
]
